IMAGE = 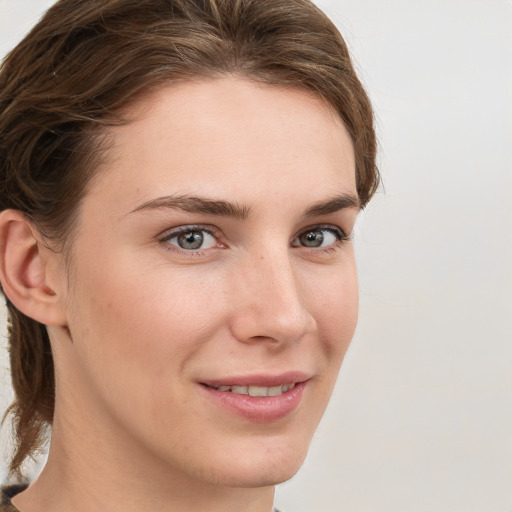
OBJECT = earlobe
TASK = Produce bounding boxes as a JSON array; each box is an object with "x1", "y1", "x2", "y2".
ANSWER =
[{"x1": 0, "y1": 209, "x2": 67, "y2": 326}]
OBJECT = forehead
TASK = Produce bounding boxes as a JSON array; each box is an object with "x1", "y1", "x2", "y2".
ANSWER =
[{"x1": 89, "y1": 77, "x2": 356, "y2": 213}]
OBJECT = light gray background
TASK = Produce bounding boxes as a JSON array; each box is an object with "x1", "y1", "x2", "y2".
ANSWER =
[{"x1": 1, "y1": 1, "x2": 511, "y2": 511}]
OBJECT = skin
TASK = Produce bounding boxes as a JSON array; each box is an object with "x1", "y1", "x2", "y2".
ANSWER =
[{"x1": 7, "y1": 77, "x2": 359, "y2": 512}]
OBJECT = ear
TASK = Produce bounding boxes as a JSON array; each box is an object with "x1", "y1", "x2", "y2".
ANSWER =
[{"x1": 0, "y1": 209, "x2": 67, "y2": 326}]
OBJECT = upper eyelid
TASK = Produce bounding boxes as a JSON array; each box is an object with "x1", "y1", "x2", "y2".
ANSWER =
[
  {"x1": 295, "y1": 223, "x2": 348, "y2": 238},
  {"x1": 158, "y1": 225, "x2": 223, "y2": 255},
  {"x1": 159, "y1": 224, "x2": 222, "y2": 240},
  {"x1": 290, "y1": 225, "x2": 351, "y2": 252}
]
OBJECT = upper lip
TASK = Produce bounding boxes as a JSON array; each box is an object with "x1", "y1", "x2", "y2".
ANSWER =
[{"x1": 200, "y1": 371, "x2": 310, "y2": 388}]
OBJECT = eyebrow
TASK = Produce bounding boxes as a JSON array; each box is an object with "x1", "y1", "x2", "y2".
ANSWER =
[
  {"x1": 130, "y1": 192, "x2": 360, "y2": 220},
  {"x1": 130, "y1": 195, "x2": 251, "y2": 220},
  {"x1": 302, "y1": 194, "x2": 361, "y2": 217}
]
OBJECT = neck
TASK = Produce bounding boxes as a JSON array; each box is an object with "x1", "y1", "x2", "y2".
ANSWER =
[{"x1": 13, "y1": 426, "x2": 275, "y2": 512}]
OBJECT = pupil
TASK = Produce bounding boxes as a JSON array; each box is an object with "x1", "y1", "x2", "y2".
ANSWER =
[
  {"x1": 178, "y1": 231, "x2": 203, "y2": 250},
  {"x1": 302, "y1": 230, "x2": 323, "y2": 247}
]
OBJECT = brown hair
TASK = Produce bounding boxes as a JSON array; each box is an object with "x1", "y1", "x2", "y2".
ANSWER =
[{"x1": 0, "y1": 0, "x2": 379, "y2": 476}]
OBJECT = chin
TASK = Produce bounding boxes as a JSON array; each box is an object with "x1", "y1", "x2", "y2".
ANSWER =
[
  {"x1": 243, "y1": 457, "x2": 306, "y2": 488},
  {"x1": 198, "y1": 437, "x2": 310, "y2": 489},
  {"x1": 210, "y1": 461, "x2": 306, "y2": 489}
]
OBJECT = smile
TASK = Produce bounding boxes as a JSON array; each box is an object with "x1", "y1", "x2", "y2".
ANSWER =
[
  {"x1": 205, "y1": 383, "x2": 297, "y2": 397},
  {"x1": 200, "y1": 377, "x2": 307, "y2": 422}
]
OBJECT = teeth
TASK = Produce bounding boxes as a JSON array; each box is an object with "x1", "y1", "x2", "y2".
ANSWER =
[
  {"x1": 248, "y1": 385, "x2": 267, "y2": 397},
  {"x1": 267, "y1": 385, "x2": 283, "y2": 396},
  {"x1": 210, "y1": 383, "x2": 296, "y2": 396}
]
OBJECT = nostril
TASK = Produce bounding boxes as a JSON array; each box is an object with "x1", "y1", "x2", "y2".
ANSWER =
[{"x1": 251, "y1": 335, "x2": 279, "y2": 342}]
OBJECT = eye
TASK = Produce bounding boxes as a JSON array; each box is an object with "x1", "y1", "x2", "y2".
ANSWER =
[
  {"x1": 161, "y1": 226, "x2": 218, "y2": 251},
  {"x1": 292, "y1": 226, "x2": 346, "y2": 248}
]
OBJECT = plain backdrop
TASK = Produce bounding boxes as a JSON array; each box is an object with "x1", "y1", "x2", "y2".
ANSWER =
[{"x1": 1, "y1": 1, "x2": 511, "y2": 511}]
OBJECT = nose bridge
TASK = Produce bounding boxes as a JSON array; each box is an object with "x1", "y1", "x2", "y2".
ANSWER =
[{"x1": 229, "y1": 246, "x2": 316, "y2": 345}]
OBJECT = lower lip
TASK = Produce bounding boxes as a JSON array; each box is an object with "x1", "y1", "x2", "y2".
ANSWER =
[{"x1": 200, "y1": 381, "x2": 307, "y2": 422}]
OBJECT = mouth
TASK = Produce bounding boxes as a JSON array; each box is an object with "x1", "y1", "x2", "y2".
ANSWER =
[
  {"x1": 202, "y1": 382, "x2": 297, "y2": 397},
  {"x1": 199, "y1": 374, "x2": 308, "y2": 422}
]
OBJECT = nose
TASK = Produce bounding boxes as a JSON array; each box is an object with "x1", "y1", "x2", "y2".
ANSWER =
[{"x1": 228, "y1": 249, "x2": 316, "y2": 346}]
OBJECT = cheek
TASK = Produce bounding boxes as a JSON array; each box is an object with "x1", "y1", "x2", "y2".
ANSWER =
[
  {"x1": 64, "y1": 257, "x2": 228, "y2": 431},
  {"x1": 67, "y1": 254, "x2": 240, "y2": 410},
  {"x1": 309, "y1": 259, "x2": 359, "y2": 350},
  {"x1": 305, "y1": 262, "x2": 358, "y2": 421},
  {"x1": 72, "y1": 260, "x2": 223, "y2": 359}
]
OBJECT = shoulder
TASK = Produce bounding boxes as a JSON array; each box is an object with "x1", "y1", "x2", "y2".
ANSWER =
[{"x1": 0, "y1": 484, "x2": 27, "y2": 512}]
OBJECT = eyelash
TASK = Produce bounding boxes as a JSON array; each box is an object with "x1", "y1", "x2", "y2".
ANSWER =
[
  {"x1": 159, "y1": 224, "x2": 222, "y2": 255},
  {"x1": 159, "y1": 224, "x2": 350, "y2": 256},
  {"x1": 291, "y1": 225, "x2": 349, "y2": 252}
]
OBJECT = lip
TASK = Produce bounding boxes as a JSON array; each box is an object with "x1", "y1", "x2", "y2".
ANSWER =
[
  {"x1": 201, "y1": 371, "x2": 310, "y2": 388},
  {"x1": 199, "y1": 372, "x2": 310, "y2": 422}
]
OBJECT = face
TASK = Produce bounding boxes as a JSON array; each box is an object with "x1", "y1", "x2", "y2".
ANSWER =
[{"x1": 52, "y1": 77, "x2": 359, "y2": 489}]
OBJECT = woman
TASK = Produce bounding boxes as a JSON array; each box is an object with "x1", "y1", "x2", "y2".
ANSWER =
[{"x1": 0, "y1": 0, "x2": 378, "y2": 511}]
